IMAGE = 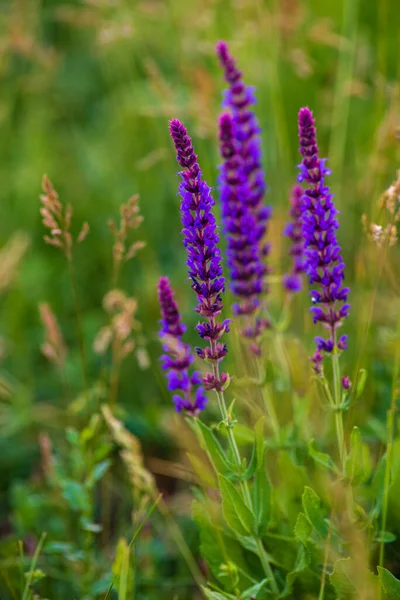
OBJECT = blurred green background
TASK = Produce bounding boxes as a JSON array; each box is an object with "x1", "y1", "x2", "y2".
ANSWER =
[{"x1": 0, "y1": 0, "x2": 400, "y2": 569}]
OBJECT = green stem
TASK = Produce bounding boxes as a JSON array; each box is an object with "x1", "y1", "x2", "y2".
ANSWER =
[
  {"x1": 332, "y1": 353, "x2": 346, "y2": 470},
  {"x1": 212, "y1": 364, "x2": 279, "y2": 595},
  {"x1": 255, "y1": 537, "x2": 279, "y2": 595},
  {"x1": 67, "y1": 258, "x2": 89, "y2": 394}
]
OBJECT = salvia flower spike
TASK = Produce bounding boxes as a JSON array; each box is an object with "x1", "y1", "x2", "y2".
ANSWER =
[
  {"x1": 283, "y1": 184, "x2": 305, "y2": 293},
  {"x1": 218, "y1": 112, "x2": 269, "y2": 350},
  {"x1": 297, "y1": 107, "x2": 350, "y2": 368},
  {"x1": 158, "y1": 276, "x2": 207, "y2": 415},
  {"x1": 216, "y1": 41, "x2": 271, "y2": 260},
  {"x1": 169, "y1": 119, "x2": 229, "y2": 390}
]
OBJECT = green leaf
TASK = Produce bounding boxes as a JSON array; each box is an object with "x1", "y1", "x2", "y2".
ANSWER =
[
  {"x1": 219, "y1": 475, "x2": 254, "y2": 536},
  {"x1": 330, "y1": 558, "x2": 356, "y2": 599},
  {"x1": 193, "y1": 500, "x2": 250, "y2": 589},
  {"x1": 242, "y1": 579, "x2": 269, "y2": 599},
  {"x1": 294, "y1": 512, "x2": 312, "y2": 546},
  {"x1": 253, "y1": 455, "x2": 272, "y2": 534},
  {"x1": 62, "y1": 480, "x2": 88, "y2": 511},
  {"x1": 378, "y1": 567, "x2": 400, "y2": 599},
  {"x1": 254, "y1": 417, "x2": 266, "y2": 469},
  {"x1": 112, "y1": 538, "x2": 133, "y2": 600},
  {"x1": 331, "y1": 558, "x2": 379, "y2": 599},
  {"x1": 374, "y1": 531, "x2": 396, "y2": 543},
  {"x1": 279, "y1": 546, "x2": 309, "y2": 598},
  {"x1": 372, "y1": 453, "x2": 388, "y2": 518},
  {"x1": 308, "y1": 440, "x2": 338, "y2": 473},
  {"x1": 80, "y1": 414, "x2": 100, "y2": 443},
  {"x1": 66, "y1": 428, "x2": 80, "y2": 446},
  {"x1": 239, "y1": 443, "x2": 257, "y2": 481},
  {"x1": 201, "y1": 588, "x2": 235, "y2": 600},
  {"x1": 220, "y1": 423, "x2": 255, "y2": 445},
  {"x1": 355, "y1": 369, "x2": 367, "y2": 400},
  {"x1": 344, "y1": 427, "x2": 365, "y2": 485},
  {"x1": 302, "y1": 486, "x2": 329, "y2": 538},
  {"x1": 45, "y1": 542, "x2": 85, "y2": 561},
  {"x1": 86, "y1": 459, "x2": 112, "y2": 488},
  {"x1": 80, "y1": 517, "x2": 102, "y2": 533},
  {"x1": 196, "y1": 421, "x2": 233, "y2": 476}
]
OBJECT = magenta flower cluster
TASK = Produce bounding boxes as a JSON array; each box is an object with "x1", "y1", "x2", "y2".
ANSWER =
[{"x1": 297, "y1": 108, "x2": 350, "y2": 370}]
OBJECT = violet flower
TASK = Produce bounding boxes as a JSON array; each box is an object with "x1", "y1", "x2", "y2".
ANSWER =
[
  {"x1": 169, "y1": 119, "x2": 230, "y2": 390},
  {"x1": 216, "y1": 41, "x2": 271, "y2": 259},
  {"x1": 158, "y1": 276, "x2": 207, "y2": 415},
  {"x1": 297, "y1": 107, "x2": 350, "y2": 368},
  {"x1": 218, "y1": 112, "x2": 269, "y2": 349},
  {"x1": 283, "y1": 184, "x2": 305, "y2": 293}
]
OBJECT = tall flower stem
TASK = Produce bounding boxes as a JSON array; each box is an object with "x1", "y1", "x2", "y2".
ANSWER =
[
  {"x1": 332, "y1": 353, "x2": 346, "y2": 470},
  {"x1": 211, "y1": 347, "x2": 279, "y2": 595}
]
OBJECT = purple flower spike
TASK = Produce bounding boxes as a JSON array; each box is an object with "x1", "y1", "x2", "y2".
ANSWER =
[
  {"x1": 169, "y1": 120, "x2": 228, "y2": 392},
  {"x1": 297, "y1": 107, "x2": 350, "y2": 367},
  {"x1": 158, "y1": 276, "x2": 207, "y2": 415},
  {"x1": 216, "y1": 41, "x2": 271, "y2": 260},
  {"x1": 218, "y1": 113, "x2": 267, "y2": 318},
  {"x1": 283, "y1": 184, "x2": 304, "y2": 294}
]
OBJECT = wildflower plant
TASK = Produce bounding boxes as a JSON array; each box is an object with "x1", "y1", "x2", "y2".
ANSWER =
[{"x1": 155, "y1": 42, "x2": 400, "y2": 600}]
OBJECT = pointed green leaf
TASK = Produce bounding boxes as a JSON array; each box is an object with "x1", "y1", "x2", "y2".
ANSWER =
[
  {"x1": 86, "y1": 459, "x2": 111, "y2": 488},
  {"x1": 302, "y1": 486, "x2": 329, "y2": 538},
  {"x1": 308, "y1": 440, "x2": 338, "y2": 473},
  {"x1": 331, "y1": 558, "x2": 379, "y2": 599},
  {"x1": 378, "y1": 567, "x2": 400, "y2": 599},
  {"x1": 62, "y1": 480, "x2": 88, "y2": 512},
  {"x1": 279, "y1": 546, "x2": 309, "y2": 598},
  {"x1": 355, "y1": 369, "x2": 367, "y2": 400},
  {"x1": 242, "y1": 579, "x2": 269, "y2": 599},
  {"x1": 344, "y1": 427, "x2": 365, "y2": 485},
  {"x1": 239, "y1": 443, "x2": 257, "y2": 481},
  {"x1": 219, "y1": 475, "x2": 254, "y2": 536},
  {"x1": 196, "y1": 420, "x2": 233, "y2": 476},
  {"x1": 294, "y1": 512, "x2": 312, "y2": 546},
  {"x1": 330, "y1": 558, "x2": 356, "y2": 599},
  {"x1": 192, "y1": 500, "x2": 250, "y2": 589},
  {"x1": 253, "y1": 455, "x2": 272, "y2": 534},
  {"x1": 374, "y1": 531, "x2": 396, "y2": 543},
  {"x1": 372, "y1": 453, "x2": 387, "y2": 518},
  {"x1": 201, "y1": 588, "x2": 235, "y2": 600},
  {"x1": 254, "y1": 417, "x2": 266, "y2": 468}
]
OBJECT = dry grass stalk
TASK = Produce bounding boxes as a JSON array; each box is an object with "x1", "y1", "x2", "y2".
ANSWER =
[
  {"x1": 0, "y1": 232, "x2": 30, "y2": 296},
  {"x1": 362, "y1": 170, "x2": 400, "y2": 248},
  {"x1": 102, "y1": 405, "x2": 155, "y2": 518},
  {"x1": 39, "y1": 303, "x2": 67, "y2": 369},
  {"x1": 40, "y1": 175, "x2": 89, "y2": 260},
  {"x1": 108, "y1": 194, "x2": 145, "y2": 285},
  {"x1": 94, "y1": 290, "x2": 139, "y2": 361}
]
